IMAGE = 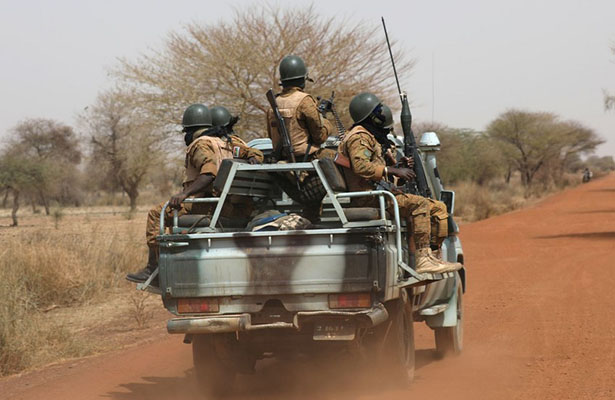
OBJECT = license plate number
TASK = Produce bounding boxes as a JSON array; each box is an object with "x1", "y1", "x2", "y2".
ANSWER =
[{"x1": 313, "y1": 319, "x2": 356, "y2": 341}]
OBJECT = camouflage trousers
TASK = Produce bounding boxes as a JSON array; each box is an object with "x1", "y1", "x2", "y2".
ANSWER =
[
  {"x1": 428, "y1": 198, "x2": 448, "y2": 247},
  {"x1": 351, "y1": 193, "x2": 448, "y2": 249},
  {"x1": 394, "y1": 193, "x2": 432, "y2": 248},
  {"x1": 145, "y1": 196, "x2": 254, "y2": 246}
]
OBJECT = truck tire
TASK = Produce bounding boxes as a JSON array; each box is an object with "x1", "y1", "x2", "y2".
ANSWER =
[
  {"x1": 382, "y1": 293, "x2": 416, "y2": 384},
  {"x1": 192, "y1": 334, "x2": 236, "y2": 396},
  {"x1": 434, "y1": 277, "x2": 463, "y2": 357}
]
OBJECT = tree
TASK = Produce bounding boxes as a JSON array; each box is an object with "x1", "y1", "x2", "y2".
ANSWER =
[
  {"x1": 7, "y1": 118, "x2": 82, "y2": 214},
  {"x1": 487, "y1": 110, "x2": 603, "y2": 187},
  {"x1": 586, "y1": 155, "x2": 615, "y2": 172},
  {"x1": 413, "y1": 122, "x2": 506, "y2": 186},
  {"x1": 0, "y1": 153, "x2": 45, "y2": 226},
  {"x1": 81, "y1": 90, "x2": 167, "y2": 211},
  {"x1": 115, "y1": 4, "x2": 413, "y2": 140}
]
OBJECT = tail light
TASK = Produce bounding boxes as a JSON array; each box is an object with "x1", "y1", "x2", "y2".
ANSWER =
[
  {"x1": 177, "y1": 298, "x2": 219, "y2": 314},
  {"x1": 328, "y1": 293, "x2": 371, "y2": 309}
]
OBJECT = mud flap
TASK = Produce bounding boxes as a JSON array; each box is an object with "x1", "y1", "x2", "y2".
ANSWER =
[{"x1": 424, "y1": 276, "x2": 459, "y2": 328}]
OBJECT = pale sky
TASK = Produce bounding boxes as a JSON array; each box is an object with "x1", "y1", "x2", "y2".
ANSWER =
[{"x1": 1, "y1": 0, "x2": 614, "y2": 156}]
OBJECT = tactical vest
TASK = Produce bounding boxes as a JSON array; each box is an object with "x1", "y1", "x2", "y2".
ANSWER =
[
  {"x1": 268, "y1": 89, "x2": 315, "y2": 158},
  {"x1": 183, "y1": 135, "x2": 234, "y2": 187},
  {"x1": 339, "y1": 125, "x2": 385, "y2": 192}
]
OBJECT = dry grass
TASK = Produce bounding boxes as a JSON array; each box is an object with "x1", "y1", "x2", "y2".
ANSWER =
[
  {"x1": 450, "y1": 174, "x2": 581, "y2": 223},
  {"x1": 0, "y1": 207, "x2": 153, "y2": 376}
]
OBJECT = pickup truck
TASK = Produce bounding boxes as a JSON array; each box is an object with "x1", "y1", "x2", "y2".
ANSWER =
[{"x1": 138, "y1": 131, "x2": 466, "y2": 395}]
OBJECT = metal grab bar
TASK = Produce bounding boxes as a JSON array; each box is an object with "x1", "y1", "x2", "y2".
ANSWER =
[{"x1": 159, "y1": 198, "x2": 220, "y2": 235}]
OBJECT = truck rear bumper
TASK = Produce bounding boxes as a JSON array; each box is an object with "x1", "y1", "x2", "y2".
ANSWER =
[{"x1": 167, "y1": 303, "x2": 389, "y2": 335}]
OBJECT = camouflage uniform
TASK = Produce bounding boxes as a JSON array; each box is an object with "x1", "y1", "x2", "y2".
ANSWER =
[
  {"x1": 145, "y1": 129, "x2": 263, "y2": 245},
  {"x1": 339, "y1": 125, "x2": 447, "y2": 249}
]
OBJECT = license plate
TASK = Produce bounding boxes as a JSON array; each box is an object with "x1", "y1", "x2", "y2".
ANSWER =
[{"x1": 313, "y1": 319, "x2": 356, "y2": 341}]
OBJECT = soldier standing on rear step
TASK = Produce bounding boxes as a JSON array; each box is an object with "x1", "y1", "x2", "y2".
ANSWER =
[
  {"x1": 266, "y1": 55, "x2": 337, "y2": 222},
  {"x1": 126, "y1": 104, "x2": 263, "y2": 285},
  {"x1": 339, "y1": 93, "x2": 461, "y2": 274}
]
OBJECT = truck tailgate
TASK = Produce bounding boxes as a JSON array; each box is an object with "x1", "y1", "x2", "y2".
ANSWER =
[{"x1": 160, "y1": 230, "x2": 384, "y2": 298}]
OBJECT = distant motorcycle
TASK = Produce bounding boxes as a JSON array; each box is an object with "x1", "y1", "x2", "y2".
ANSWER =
[{"x1": 582, "y1": 168, "x2": 592, "y2": 183}]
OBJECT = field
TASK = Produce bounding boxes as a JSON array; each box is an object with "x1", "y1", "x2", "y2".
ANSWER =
[{"x1": 0, "y1": 207, "x2": 168, "y2": 376}]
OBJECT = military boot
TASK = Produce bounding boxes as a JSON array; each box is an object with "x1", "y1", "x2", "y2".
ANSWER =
[
  {"x1": 415, "y1": 247, "x2": 462, "y2": 274},
  {"x1": 126, "y1": 246, "x2": 159, "y2": 286}
]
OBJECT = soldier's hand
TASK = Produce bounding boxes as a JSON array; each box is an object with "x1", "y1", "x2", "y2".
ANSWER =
[
  {"x1": 388, "y1": 167, "x2": 416, "y2": 181},
  {"x1": 402, "y1": 156, "x2": 414, "y2": 169},
  {"x1": 248, "y1": 157, "x2": 261, "y2": 165},
  {"x1": 169, "y1": 192, "x2": 188, "y2": 209}
]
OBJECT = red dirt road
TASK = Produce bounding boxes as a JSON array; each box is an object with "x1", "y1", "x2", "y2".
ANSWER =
[{"x1": 2, "y1": 175, "x2": 615, "y2": 399}]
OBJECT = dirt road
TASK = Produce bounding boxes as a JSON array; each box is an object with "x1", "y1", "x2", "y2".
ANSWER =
[{"x1": 2, "y1": 175, "x2": 614, "y2": 399}]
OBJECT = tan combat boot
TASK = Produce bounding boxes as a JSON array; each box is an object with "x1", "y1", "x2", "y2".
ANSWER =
[{"x1": 415, "y1": 248, "x2": 462, "y2": 274}]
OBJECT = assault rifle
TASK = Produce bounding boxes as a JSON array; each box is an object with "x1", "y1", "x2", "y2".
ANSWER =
[
  {"x1": 266, "y1": 88, "x2": 296, "y2": 163},
  {"x1": 266, "y1": 88, "x2": 301, "y2": 189},
  {"x1": 381, "y1": 17, "x2": 431, "y2": 198}
]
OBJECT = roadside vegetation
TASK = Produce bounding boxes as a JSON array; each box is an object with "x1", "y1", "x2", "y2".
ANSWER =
[
  {"x1": 0, "y1": 210, "x2": 150, "y2": 376},
  {"x1": 0, "y1": 3, "x2": 614, "y2": 377}
]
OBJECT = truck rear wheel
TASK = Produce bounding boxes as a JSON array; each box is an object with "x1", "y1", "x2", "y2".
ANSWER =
[
  {"x1": 192, "y1": 334, "x2": 236, "y2": 396},
  {"x1": 434, "y1": 278, "x2": 464, "y2": 357},
  {"x1": 382, "y1": 294, "x2": 416, "y2": 384}
]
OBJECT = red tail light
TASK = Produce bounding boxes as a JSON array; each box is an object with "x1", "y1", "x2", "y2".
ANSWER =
[
  {"x1": 328, "y1": 293, "x2": 371, "y2": 309},
  {"x1": 177, "y1": 298, "x2": 219, "y2": 314}
]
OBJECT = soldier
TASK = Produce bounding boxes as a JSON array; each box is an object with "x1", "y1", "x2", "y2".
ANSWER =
[
  {"x1": 339, "y1": 93, "x2": 461, "y2": 273},
  {"x1": 265, "y1": 55, "x2": 337, "y2": 222},
  {"x1": 266, "y1": 55, "x2": 335, "y2": 161},
  {"x1": 380, "y1": 104, "x2": 450, "y2": 253},
  {"x1": 126, "y1": 104, "x2": 264, "y2": 284}
]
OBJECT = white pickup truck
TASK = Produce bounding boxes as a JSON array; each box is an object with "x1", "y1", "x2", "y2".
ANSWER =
[{"x1": 139, "y1": 131, "x2": 466, "y2": 395}]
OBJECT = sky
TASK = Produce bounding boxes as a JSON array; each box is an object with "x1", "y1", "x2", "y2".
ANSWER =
[{"x1": 1, "y1": 0, "x2": 614, "y2": 156}]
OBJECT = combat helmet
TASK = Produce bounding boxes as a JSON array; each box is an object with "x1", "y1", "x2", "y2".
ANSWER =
[
  {"x1": 349, "y1": 93, "x2": 382, "y2": 124},
  {"x1": 279, "y1": 55, "x2": 308, "y2": 83},
  {"x1": 210, "y1": 106, "x2": 233, "y2": 127},
  {"x1": 182, "y1": 104, "x2": 212, "y2": 129}
]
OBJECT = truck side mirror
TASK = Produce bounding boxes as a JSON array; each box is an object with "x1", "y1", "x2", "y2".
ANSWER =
[{"x1": 440, "y1": 190, "x2": 455, "y2": 215}]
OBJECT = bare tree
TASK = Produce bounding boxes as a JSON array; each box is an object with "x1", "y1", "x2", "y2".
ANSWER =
[
  {"x1": 81, "y1": 90, "x2": 167, "y2": 211},
  {"x1": 487, "y1": 110, "x2": 603, "y2": 187},
  {"x1": 7, "y1": 119, "x2": 81, "y2": 214},
  {"x1": 115, "y1": 4, "x2": 413, "y2": 140}
]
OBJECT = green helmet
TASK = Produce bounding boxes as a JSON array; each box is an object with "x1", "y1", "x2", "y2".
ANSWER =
[
  {"x1": 279, "y1": 55, "x2": 308, "y2": 82},
  {"x1": 382, "y1": 104, "x2": 394, "y2": 129},
  {"x1": 182, "y1": 104, "x2": 212, "y2": 128},
  {"x1": 210, "y1": 106, "x2": 233, "y2": 127},
  {"x1": 349, "y1": 93, "x2": 382, "y2": 124}
]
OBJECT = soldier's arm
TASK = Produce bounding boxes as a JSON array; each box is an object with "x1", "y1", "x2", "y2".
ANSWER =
[
  {"x1": 169, "y1": 143, "x2": 216, "y2": 208},
  {"x1": 230, "y1": 136, "x2": 264, "y2": 163},
  {"x1": 298, "y1": 96, "x2": 333, "y2": 146},
  {"x1": 345, "y1": 134, "x2": 385, "y2": 181}
]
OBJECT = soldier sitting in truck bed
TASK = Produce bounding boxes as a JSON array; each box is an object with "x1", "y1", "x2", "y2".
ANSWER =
[
  {"x1": 380, "y1": 104, "x2": 451, "y2": 256},
  {"x1": 339, "y1": 93, "x2": 461, "y2": 274},
  {"x1": 126, "y1": 104, "x2": 263, "y2": 285}
]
